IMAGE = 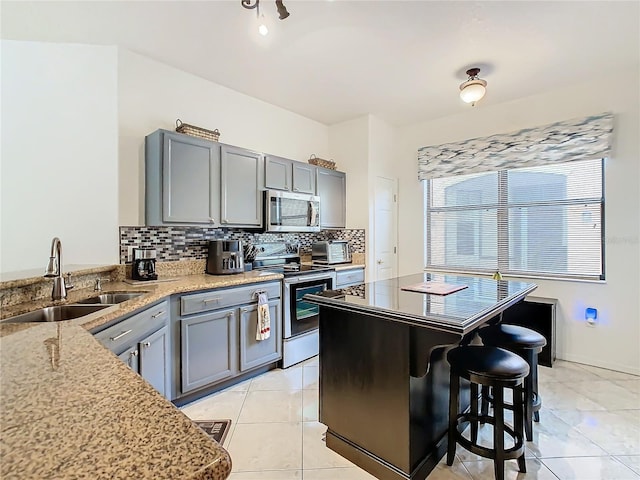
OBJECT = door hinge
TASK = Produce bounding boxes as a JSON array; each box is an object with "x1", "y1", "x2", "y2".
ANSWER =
[
  {"x1": 393, "y1": 194, "x2": 397, "y2": 202},
  {"x1": 394, "y1": 246, "x2": 396, "y2": 254}
]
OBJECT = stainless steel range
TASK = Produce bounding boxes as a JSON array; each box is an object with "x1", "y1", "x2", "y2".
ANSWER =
[{"x1": 253, "y1": 242, "x2": 335, "y2": 368}]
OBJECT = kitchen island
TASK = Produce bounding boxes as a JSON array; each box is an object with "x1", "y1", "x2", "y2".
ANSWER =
[{"x1": 304, "y1": 272, "x2": 536, "y2": 480}]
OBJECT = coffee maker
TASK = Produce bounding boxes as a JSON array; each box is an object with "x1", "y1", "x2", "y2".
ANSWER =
[
  {"x1": 132, "y1": 248, "x2": 158, "y2": 281},
  {"x1": 206, "y1": 240, "x2": 244, "y2": 275}
]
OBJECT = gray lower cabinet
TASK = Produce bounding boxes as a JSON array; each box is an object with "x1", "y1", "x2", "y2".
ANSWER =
[
  {"x1": 118, "y1": 346, "x2": 140, "y2": 374},
  {"x1": 335, "y1": 267, "x2": 365, "y2": 288},
  {"x1": 145, "y1": 129, "x2": 220, "y2": 226},
  {"x1": 265, "y1": 155, "x2": 316, "y2": 194},
  {"x1": 220, "y1": 145, "x2": 264, "y2": 227},
  {"x1": 178, "y1": 281, "x2": 282, "y2": 397},
  {"x1": 316, "y1": 168, "x2": 346, "y2": 228},
  {"x1": 239, "y1": 299, "x2": 281, "y2": 371},
  {"x1": 92, "y1": 300, "x2": 170, "y2": 399},
  {"x1": 139, "y1": 325, "x2": 170, "y2": 398},
  {"x1": 180, "y1": 308, "x2": 238, "y2": 393}
]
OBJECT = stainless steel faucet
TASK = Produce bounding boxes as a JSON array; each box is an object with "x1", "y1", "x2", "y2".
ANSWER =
[{"x1": 44, "y1": 237, "x2": 74, "y2": 300}]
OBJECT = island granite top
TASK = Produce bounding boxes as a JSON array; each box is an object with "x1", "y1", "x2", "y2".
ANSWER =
[{"x1": 304, "y1": 272, "x2": 537, "y2": 334}]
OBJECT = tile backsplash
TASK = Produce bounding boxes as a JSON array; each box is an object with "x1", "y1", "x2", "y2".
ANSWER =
[{"x1": 119, "y1": 227, "x2": 365, "y2": 263}]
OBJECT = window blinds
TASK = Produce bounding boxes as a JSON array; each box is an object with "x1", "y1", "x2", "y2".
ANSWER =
[{"x1": 425, "y1": 159, "x2": 604, "y2": 280}]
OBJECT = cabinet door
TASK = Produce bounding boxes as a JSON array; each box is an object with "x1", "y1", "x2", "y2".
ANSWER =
[
  {"x1": 139, "y1": 325, "x2": 170, "y2": 398},
  {"x1": 220, "y1": 145, "x2": 264, "y2": 227},
  {"x1": 316, "y1": 168, "x2": 346, "y2": 228},
  {"x1": 181, "y1": 308, "x2": 238, "y2": 394},
  {"x1": 265, "y1": 155, "x2": 292, "y2": 191},
  {"x1": 117, "y1": 346, "x2": 140, "y2": 375},
  {"x1": 292, "y1": 162, "x2": 316, "y2": 194},
  {"x1": 239, "y1": 299, "x2": 281, "y2": 372},
  {"x1": 162, "y1": 132, "x2": 220, "y2": 224}
]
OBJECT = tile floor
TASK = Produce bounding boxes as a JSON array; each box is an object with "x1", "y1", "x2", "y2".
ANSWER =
[{"x1": 180, "y1": 358, "x2": 639, "y2": 480}]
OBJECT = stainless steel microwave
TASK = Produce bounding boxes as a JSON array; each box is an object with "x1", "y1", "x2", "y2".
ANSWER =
[{"x1": 264, "y1": 190, "x2": 321, "y2": 232}]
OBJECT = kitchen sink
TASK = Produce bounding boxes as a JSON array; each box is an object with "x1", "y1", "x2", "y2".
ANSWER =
[
  {"x1": 3, "y1": 304, "x2": 111, "y2": 323},
  {"x1": 75, "y1": 292, "x2": 145, "y2": 305}
]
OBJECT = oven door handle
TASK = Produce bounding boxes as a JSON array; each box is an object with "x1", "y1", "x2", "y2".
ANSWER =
[{"x1": 285, "y1": 273, "x2": 333, "y2": 284}]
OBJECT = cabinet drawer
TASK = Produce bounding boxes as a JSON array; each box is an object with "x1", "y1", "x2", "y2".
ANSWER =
[
  {"x1": 94, "y1": 300, "x2": 169, "y2": 353},
  {"x1": 335, "y1": 268, "x2": 365, "y2": 288},
  {"x1": 180, "y1": 281, "x2": 280, "y2": 316}
]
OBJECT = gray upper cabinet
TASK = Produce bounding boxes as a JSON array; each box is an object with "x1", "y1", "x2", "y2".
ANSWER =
[
  {"x1": 220, "y1": 145, "x2": 264, "y2": 227},
  {"x1": 316, "y1": 168, "x2": 346, "y2": 228},
  {"x1": 265, "y1": 155, "x2": 316, "y2": 195},
  {"x1": 145, "y1": 130, "x2": 220, "y2": 226},
  {"x1": 265, "y1": 155, "x2": 291, "y2": 191},
  {"x1": 292, "y1": 162, "x2": 316, "y2": 194}
]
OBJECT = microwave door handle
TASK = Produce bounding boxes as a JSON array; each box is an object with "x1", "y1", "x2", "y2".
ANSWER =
[{"x1": 309, "y1": 202, "x2": 318, "y2": 226}]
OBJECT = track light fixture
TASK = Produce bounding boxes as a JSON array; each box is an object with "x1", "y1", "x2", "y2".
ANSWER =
[{"x1": 241, "y1": 1, "x2": 291, "y2": 22}]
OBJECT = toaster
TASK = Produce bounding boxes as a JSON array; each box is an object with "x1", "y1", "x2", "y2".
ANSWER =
[{"x1": 311, "y1": 240, "x2": 351, "y2": 265}]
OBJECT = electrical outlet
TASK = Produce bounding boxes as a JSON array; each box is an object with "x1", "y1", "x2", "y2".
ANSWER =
[{"x1": 127, "y1": 246, "x2": 135, "y2": 263}]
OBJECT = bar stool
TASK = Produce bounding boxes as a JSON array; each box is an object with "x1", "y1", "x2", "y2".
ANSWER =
[
  {"x1": 447, "y1": 345, "x2": 529, "y2": 480},
  {"x1": 479, "y1": 324, "x2": 547, "y2": 441}
]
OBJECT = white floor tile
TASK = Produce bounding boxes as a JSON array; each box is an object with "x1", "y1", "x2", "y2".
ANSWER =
[
  {"x1": 249, "y1": 367, "x2": 303, "y2": 391},
  {"x1": 228, "y1": 422, "x2": 303, "y2": 471},
  {"x1": 541, "y1": 455, "x2": 640, "y2": 479},
  {"x1": 179, "y1": 359, "x2": 640, "y2": 479},
  {"x1": 228, "y1": 470, "x2": 302, "y2": 479},
  {"x1": 302, "y1": 421, "x2": 354, "y2": 469},
  {"x1": 237, "y1": 389, "x2": 303, "y2": 423}
]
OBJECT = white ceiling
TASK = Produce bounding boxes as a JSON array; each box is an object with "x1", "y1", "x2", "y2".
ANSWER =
[{"x1": 2, "y1": 1, "x2": 639, "y2": 126}]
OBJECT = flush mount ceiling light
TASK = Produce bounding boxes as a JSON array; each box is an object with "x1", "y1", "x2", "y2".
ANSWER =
[
  {"x1": 242, "y1": 0, "x2": 290, "y2": 35},
  {"x1": 459, "y1": 68, "x2": 487, "y2": 106}
]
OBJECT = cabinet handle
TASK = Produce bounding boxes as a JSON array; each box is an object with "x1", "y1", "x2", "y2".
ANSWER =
[
  {"x1": 293, "y1": 187, "x2": 299, "y2": 192},
  {"x1": 241, "y1": 307, "x2": 249, "y2": 313},
  {"x1": 209, "y1": 218, "x2": 215, "y2": 223},
  {"x1": 152, "y1": 310, "x2": 165, "y2": 319},
  {"x1": 204, "y1": 297, "x2": 222, "y2": 304},
  {"x1": 110, "y1": 329, "x2": 132, "y2": 341},
  {"x1": 127, "y1": 350, "x2": 138, "y2": 368},
  {"x1": 142, "y1": 342, "x2": 151, "y2": 348}
]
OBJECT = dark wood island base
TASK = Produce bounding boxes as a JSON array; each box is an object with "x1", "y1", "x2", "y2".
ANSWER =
[{"x1": 307, "y1": 273, "x2": 537, "y2": 480}]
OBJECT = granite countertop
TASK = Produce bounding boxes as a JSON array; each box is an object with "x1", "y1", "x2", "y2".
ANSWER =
[
  {"x1": 305, "y1": 272, "x2": 537, "y2": 335},
  {"x1": 0, "y1": 270, "x2": 284, "y2": 480}
]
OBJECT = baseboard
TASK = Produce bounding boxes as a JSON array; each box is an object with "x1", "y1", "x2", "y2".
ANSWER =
[{"x1": 556, "y1": 353, "x2": 640, "y2": 376}]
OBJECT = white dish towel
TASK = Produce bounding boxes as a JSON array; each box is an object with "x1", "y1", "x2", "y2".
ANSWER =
[{"x1": 256, "y1": 292, "x2": 271, "y2": 341}]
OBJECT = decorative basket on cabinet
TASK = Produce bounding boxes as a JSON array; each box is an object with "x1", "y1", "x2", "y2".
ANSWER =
[
  {"x1": 175, "y1": 119, "x2": 220, "y2": 142},
  {"x1": 308, "y1": 154, "x2": 336, "y2": 170}
]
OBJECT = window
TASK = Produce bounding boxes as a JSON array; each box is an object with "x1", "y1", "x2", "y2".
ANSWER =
[{"x1": 424, "y1": 158, "x2": 605, "y2": 280}]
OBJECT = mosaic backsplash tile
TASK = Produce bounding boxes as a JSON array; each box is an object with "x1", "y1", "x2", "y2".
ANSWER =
[{"x1": 119, "y1": 227, "x2": 365, "y2": 263}]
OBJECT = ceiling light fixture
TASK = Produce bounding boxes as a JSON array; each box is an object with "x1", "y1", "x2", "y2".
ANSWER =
[
  {"x1": 459, "y1": 68, "x2": 487, "y2": 106},
  {"x1": 242, "y1": 0, "x2": 290, "y2": 27}
]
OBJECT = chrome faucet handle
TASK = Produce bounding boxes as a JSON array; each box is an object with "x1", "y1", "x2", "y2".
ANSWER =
[
  {"x1": 94, "y1": 277, "x2": 110, "y2": 291},
  {"x1": 64, "y1": 273, "x2": 74, "y2": 290}
]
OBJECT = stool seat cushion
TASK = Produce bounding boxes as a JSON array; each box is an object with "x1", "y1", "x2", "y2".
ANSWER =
[
  {"x1": 479, "y1": 324, "x2": 547, "y2": 349},
  {"x1": 448, "y1": 346, "x2": 529, "y2": 382}
]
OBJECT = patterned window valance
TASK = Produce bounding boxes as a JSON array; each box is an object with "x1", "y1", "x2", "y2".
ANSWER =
[{"x1": 417, "y1": 112, "x2": 614, "y2": 180}]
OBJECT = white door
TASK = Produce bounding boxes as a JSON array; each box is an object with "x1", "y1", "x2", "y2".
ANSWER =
[{"x1": 374, "y1": 176, "x2": 398, "y2": 281}]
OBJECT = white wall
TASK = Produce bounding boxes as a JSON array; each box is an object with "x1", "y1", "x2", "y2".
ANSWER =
[
  {"x1": 0, "y1": 40, "x2": 119, "y2": 273},
  {"x1": 117, "y1": 50, "x2": 330, "y2": 225},
  {"x1": 396, "y1": 69, "x2": 640, "y2": 374},
  {"x1": 328, "y1": 116, "x2": 369, "y2": 230}
]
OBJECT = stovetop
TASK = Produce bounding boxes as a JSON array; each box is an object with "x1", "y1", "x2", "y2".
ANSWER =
[{"x1": 254, "y1": 263, "x2": 334, "y2": 277}]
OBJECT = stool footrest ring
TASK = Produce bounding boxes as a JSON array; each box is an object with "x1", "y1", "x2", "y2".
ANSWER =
[{"x1": 454, "y1": 414, "x2": 525, "y2": 461}]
